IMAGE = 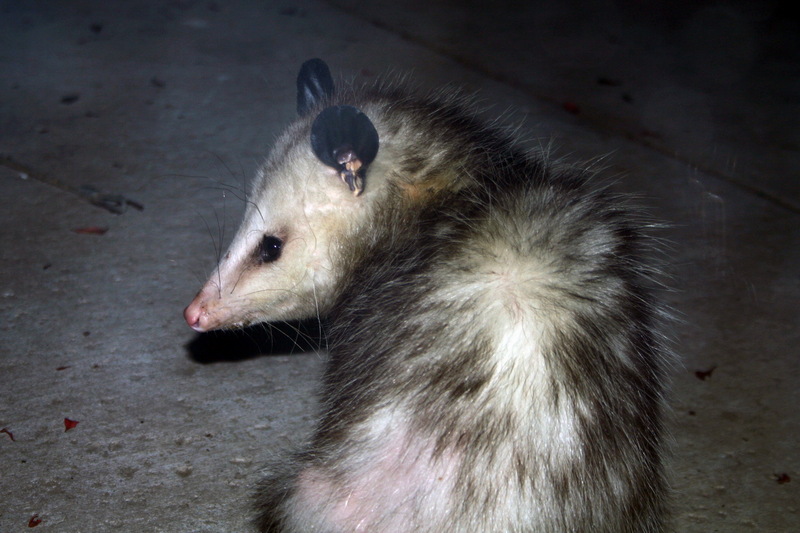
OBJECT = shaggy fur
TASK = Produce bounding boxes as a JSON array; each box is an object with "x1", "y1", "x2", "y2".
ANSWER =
[{"x1": 185, "y1": 61, "x2": 671, "y2": 532}]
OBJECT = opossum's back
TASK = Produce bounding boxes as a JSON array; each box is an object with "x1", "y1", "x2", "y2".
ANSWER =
[{"x1": 307, "y1": 159, "x2": 668, "y2": 529}]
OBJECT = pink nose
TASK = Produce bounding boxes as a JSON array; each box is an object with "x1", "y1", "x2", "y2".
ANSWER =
[
  {"x1": 184, "y1": 303, "x2": 200, "y2": 329},
  {"x1": 184, "y1": 295, "x2": 207, "y2": 332}
]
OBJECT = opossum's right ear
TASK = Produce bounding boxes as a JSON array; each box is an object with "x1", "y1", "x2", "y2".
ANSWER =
[
  {"x1": 297, "y1": 59, "x2": 335, "y2": 116},
  {"x1": 311, "y1": 105, "x2": 379, "y2": 196}
]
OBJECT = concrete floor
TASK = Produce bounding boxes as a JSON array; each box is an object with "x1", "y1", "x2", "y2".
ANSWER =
[{"x1": 1, "y1": 0, "x2": 797, "y2": 531}]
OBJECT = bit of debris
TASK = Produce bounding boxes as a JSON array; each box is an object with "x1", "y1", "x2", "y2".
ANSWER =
[
  {"x1": 78, "y1": 184, "x2": 145, "y2": 214},
  {"x1": 774, "y1": 473, "x2": 790, "y2": 484},
  {"x1": 694, "y1": 365, "x2": 717, "y2": 381},
  {"x1": 28, "y1": 514, "x2": 43, "y2": 527},
  {"x1": 1, "y1": 427, "x2": 15, "y2": 441},
  {"x1": 61, "y1": 93, "x2": 80, "y2": 105},
  {"x1": 0, "y1": 154, "x2": 144, "y2": 215},
  {"x1": 64, "y1": 418, "x2": 79, "y2": 432},
  {"x1": 562, "y1": 101, "x2": 580, "y2": 115},
  {"x1": 596, "y1": 77, "x2": 621, "y2": 86},
  {"x1": 72, "y1": 226, "x2": 108, "y2": 235}
]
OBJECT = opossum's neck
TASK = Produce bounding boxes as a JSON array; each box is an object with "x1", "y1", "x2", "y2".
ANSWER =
[
  {"x1": 326, "y1": 97, "x2": 535, "y2": 310},
  {"x1": 378, "y1": 96, "x2": 526, "y2": 190}
]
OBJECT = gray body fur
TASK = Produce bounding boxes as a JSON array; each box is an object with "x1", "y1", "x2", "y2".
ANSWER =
[{"x1": 186, "y1": 62, "x2": 670, "y2": 532}]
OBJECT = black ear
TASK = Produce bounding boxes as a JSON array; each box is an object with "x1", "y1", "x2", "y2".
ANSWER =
[
  {"x1": 311, "y1": 105, "x2": 379, "y2": 195},
  {"x1": 297, "y1": 59, "x2": 334, "y2": 116}
]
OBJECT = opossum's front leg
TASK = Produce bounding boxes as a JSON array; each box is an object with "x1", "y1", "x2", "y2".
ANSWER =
[{"x1": 253, "y1": 467, "x2": 295, "y2": 533}]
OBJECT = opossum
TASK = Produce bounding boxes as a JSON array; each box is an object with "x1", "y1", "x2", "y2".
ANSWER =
[{"x1": 184, "y1": 59, "x2": 670, "y2": 532}]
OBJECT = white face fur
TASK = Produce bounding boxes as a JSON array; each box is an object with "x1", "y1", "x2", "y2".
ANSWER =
[
  {"x1": 185, "y1": 59, "x2": 390, "y2": 333},
  {"x1": 184, "y1": 129, "x2": 374, "y2": 332}
]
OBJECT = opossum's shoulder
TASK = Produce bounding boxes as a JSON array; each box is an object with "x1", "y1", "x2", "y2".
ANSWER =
[
  {"x1": 424, "y1": 154, "x2": 665, "y2": 301},
  {"x1": 490, "y1": 158, "x2": 660, "y2": 262}
]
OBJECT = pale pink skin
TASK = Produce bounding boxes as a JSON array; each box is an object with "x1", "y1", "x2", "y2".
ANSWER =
[
  {"x1": 284, "y1": 412, "x2": 463, "y2": 532},
  {"x1": 183, "y1": 289, "x2": 212, "y2": 332}
]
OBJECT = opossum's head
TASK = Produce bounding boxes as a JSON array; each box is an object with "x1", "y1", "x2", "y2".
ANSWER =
[{"x1": 184, "y1": 59, "x2": 382, "y2": 332}]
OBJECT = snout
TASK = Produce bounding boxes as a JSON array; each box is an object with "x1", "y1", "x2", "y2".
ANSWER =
[
  {"x1": 184, "y1": 294, "x2": 207, "y2": 332},
  {"x1": 184, "y1": 289, "x2": 219, "y2": 332}
]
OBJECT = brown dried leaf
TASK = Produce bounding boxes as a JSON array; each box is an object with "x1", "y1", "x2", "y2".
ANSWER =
[{"x1": 73, "y1": 226, "x2": 108, "y2": 235}]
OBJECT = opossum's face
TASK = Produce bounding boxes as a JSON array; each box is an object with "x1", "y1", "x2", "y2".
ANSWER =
[
  {"x1": 184, "y1": 59, "x2": 380, "y2": 332},
  {"x1": 184, "y1": 142, "x2": 368, "y2": 331}
]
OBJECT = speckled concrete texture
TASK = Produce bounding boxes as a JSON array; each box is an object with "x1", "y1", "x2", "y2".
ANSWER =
[{"x1": 1, "y1": 1, "x2": 797, "y2": 531}]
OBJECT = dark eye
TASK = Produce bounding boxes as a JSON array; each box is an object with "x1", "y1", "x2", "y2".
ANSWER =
[{"x1": 258, "y1": 235, "x2": 283, "y2": 263}]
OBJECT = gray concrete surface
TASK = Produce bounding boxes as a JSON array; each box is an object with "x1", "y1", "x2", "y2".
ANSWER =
[{"x1": 1, "y1": 0, "x2": 797, "y2": 531}]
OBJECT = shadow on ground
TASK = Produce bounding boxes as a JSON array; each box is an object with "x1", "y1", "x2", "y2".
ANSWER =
[{"x1": 185, "y1": 319, "x2": 326, "y2": 363}]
